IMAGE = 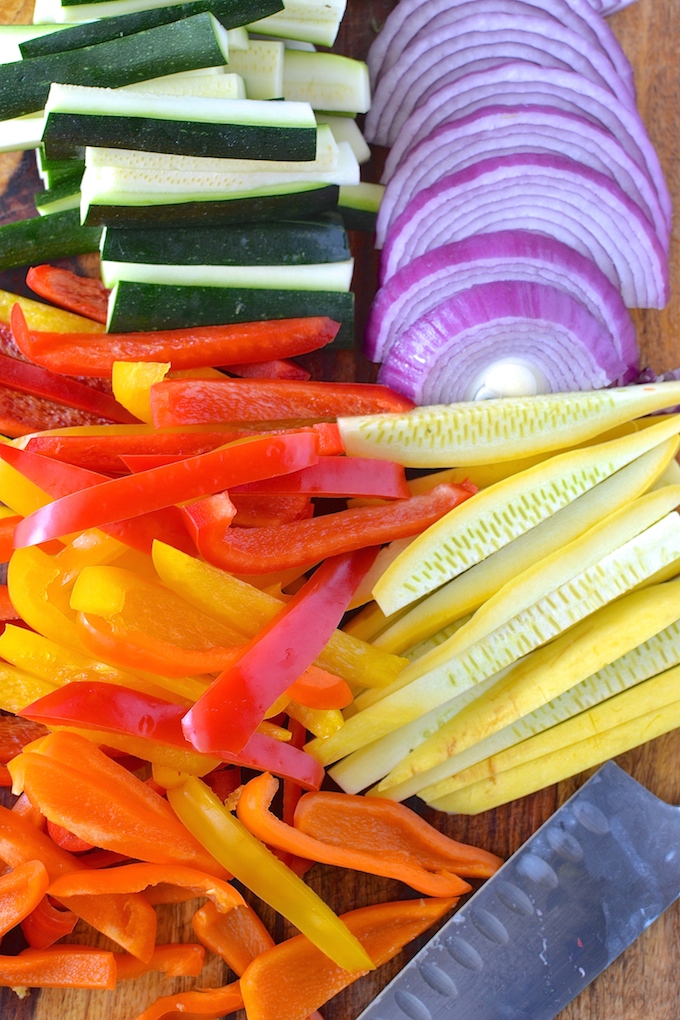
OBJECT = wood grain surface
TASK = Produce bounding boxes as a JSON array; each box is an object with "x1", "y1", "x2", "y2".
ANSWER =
[{"x1": 0, "y1": 1, "x2": 679, "y2": 1019}]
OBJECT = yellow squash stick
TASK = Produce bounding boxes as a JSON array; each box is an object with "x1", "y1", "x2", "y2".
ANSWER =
[{"x1": 425, "y1": 663, "x2": 680, "y2": 814}]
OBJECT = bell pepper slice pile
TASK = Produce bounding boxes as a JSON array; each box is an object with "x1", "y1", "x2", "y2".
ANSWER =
[{"x1": 0, "y1": 285, "x2": 504, "y2": 1018}]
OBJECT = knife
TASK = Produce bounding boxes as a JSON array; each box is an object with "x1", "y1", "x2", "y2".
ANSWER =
[{"x1": 353, "y1": 762, "x2": 680, "y2": 1020}]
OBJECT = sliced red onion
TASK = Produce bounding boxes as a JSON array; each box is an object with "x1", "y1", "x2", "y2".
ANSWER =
[
  {"x1": 366, "y1": 230, "x2": 638, "y2": 370},
  {"x1": 379, "y1": 63, "x2": 671, "y2": 229},
  {"x1": 375, "y1": 106, "x2": 669, "y2": 253},
  {"x1": 376, "y1": 279, "x2": 633, "y2": 403},
  {"x1": 379, "y1": 153, "x2": 669, "y2": 309},
  {"x1": 367, "y1": 0, "x2": 635, "y2": 96},
  {"x1": 365, "y1": 14, "x2": 635, "y2": 149}
]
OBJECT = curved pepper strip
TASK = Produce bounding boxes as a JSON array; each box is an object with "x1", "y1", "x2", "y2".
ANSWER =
[
  {"x1": 20, "y1": 682, "x2": 325, "y2": 790},
  {"x1": 240, "y1": 897, "x2": 457, "y2": 1020},
  {"x1": 13, "y1": 432, "x2": 319, "y2": 548},
  {"x1": 185, "y1": 482, "x2": 477, "y2": 575},
  {"x1": 0, "y1": 946, "x2": 117, "y2": 989},
  {"x1": 192, "y1": 900, "x2": 274, "y2": 975},
  {"x1": 115, "y1": 943, "x2": 206, "y2": 981},
  {"x1": 26, "y1": 265, "x2": 110, "y2": 323},
  {"x1": 131, "y1": 982, "x2": 244, "y2": 1020},
  {"x1": 236, "y1": 773, "x2": 471, "y2": 898},
  {"x1": 47, "y1": 820, "x2": 94, "y2": 853},
  {"x1": 152, "y1": 540, "x2": 407, "y2": 691},
  {"x1": 21, "y1": 894, "x2": 78, "y2": 949},
  {"x1": 182, "y1": 547, "x2": 378, "y2": 755},
  {"x1": 47, "y1": 862, "x2": 246, "y2": 914},
  {"x1": 9, "y1": 730, "x2": 229, "y2": 879},
  {"x1": 0, "y1": 804, "x2": 157, "y2": 960},
  {"x1": 168, "y1": 775, "x2": 375, "y2": 974},
  {"x1": 11, "y1": 302, "x2": 340, "y2": 375},
  {"x1": 0, "y1": 859, "x2": 49, "y2": 937},
  {"x1": 294, "y1": 790, "x2": 504, "y2": 880}
]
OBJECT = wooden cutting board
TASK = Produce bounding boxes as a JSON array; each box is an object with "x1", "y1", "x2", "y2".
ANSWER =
[{"x1": 0, "y1": 1, "x2": 679, "y2": 1018}]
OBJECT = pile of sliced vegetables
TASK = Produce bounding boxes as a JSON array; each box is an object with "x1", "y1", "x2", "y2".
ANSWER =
[{"x1": 363, "y1": 0, "x2": 672, "y2": 402}]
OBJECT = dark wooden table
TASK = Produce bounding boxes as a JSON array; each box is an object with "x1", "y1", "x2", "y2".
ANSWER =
[{"x1": 0, "y1": 1, "x2": 679, "y2": 1018}]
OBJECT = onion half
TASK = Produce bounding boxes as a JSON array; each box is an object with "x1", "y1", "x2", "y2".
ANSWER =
[
  {"x1": 366, "y1": 230, "x2": 638, "y2": 369},
  {"x1": 376, "y1": 279, "x2": 634, "y2": 403},
  {"x1": 374, "y1": 105, "x2": 670, "y2": 252}
]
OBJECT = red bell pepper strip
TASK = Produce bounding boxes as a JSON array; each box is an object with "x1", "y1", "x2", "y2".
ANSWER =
[
  {"x1": 0, "y1": 514, "x2": 21, "y2": 562},
  {"x1": 0, "y1": 351, "x2": 139, "y2": 423},
  {"x1": 11, "y1": 302, "x2": 340, "y2": 376},
  {"x1": 0, "y1": 584, "x2": 19, "y2": 620},
  {"x1": 181, "y1": 546, "x2": 378, "y2": 756},
  {"x1": 186, "y1": 481, "x2": 477, "y2": 574},
  {"x1": 149, "y1": 377, "x2": 415, "y2": 427},
  {"x1": 228, "y1": 358, "x2": 311, "y2": 381},
  {"x1": 21, "y1": 894, "x2": 78, "y2": 948},
  {"x1": 232, "y1": 455, "x2": 410, "y2": 499},
  {"x1": 12, "y1": 432, "x2": 319, "y2": 548},
  {"x1": 26, "y1": 265, "x2": 110, "y2": 323},
  {"x1": 0, "y1": 443, "x2": 193, "y2": 555},
  {"x1": 20, "y1": 682, "x2": 325, "y2": 791},
  {"x1": 0, "y1": 385, "x2": 111, "y2": 438},
  {"x1": 214, "y1": 492, "x2": 315, "y2": 528},
  {"x1": 0, "y1": 713, "x2": 48, "y2": 764}
]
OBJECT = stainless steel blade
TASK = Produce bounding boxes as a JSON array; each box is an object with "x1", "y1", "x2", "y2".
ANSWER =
[{"x1": 354, "y1": 762, "x2": 680, "y2": 1020}]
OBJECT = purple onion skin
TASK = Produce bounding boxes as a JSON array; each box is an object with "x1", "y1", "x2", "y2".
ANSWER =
[
  {"x1": 375, "y1": 279, "x2": 636, "y2": 404},
  {"x1": 365, "y1": 229, "x2": 638, "y2": 367}
]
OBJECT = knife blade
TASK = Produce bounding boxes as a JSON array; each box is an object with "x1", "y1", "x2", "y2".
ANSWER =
[{"x1": 353, "y1": 762, "x2": 680, "y2": 1020}]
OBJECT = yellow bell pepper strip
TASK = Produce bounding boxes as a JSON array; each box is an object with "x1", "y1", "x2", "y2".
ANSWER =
[
  {"x1": 167, "y1": 775, "x2": 375, "y2": 974},
  {"x1": 187, "y1": 482, "x2": 477, "y2": 575},
  {"x1": 115, "y1": 943, "x2": 206, "y2": 981},
  {"x1": 294, "y1": 790, "x2": 503, "y2": 880},
  {"x1": 12, "y1": 302, "x2": 340, "y2": 376},
  {"x1": 182, "y1": 547, "x2": 379, "y2": 755},
  {"x1": 47, "y1": 862, "x2": 246, "y2": 914},
  {"x1": 130, "y1": 982, "x2": 244, "y2": 1020},
  {"x1": 0, "y1": 444, "x2": 194, "y2": 556},
  {"x1": 0, "y1": 623, "x2": 201, "y2": 706},
  {"x1": 0, "y1": 860, "x2": 49, "y2": 937},
  {"x1": 240, "y1": 897, "x2": 458, "y2": 1020},
  {"x1": 12, "y1": 431, "x2": 320, "y2": 548},
  {"x1": 192, "y1": 900, "x2": 274, "y2": 975},
  {"x1": 10, "y1": 730, "x2": 229, "y2": 879},
  {"x1": 151, "y1": 539, "x2": 408, "y2": 690},
  {"x1": 236, "y1": 772, "x2": 472, "y2": 898},
  {"x1": 21, "y1": 893, "x2": 78, "y2": 949},
  {"x1": 0, "y1": 661, "x2": 59, "y2": 716},
  {"x1": 0, "y1": 946, "x2": 117, "y2": 990},
  {"x1": 0, "y1": 804, "x2": 157, "y2": 960},
  {"x1": 20, "y1": 683, "x2": 325, "y2": 790},
  {"x1": 7, "y1": 545, "x2": 84, "y2": 652},
  {"x1": 0, "y1": 287, "x2": 104, "y2": 334}
]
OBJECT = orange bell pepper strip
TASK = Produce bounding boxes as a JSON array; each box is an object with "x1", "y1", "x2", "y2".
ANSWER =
[
  {"x1": 131, "y1": 982, "x2": 244, "y2": 1020},
  {"x1": 0, "y1": 859, "x2": 49, "y2": 937},
  {"x1": 182, "y1": 547, "x2": 378, "y2": 755},
  {"x1": 115, "y1": 943, "x2": 206, "y2": 981},
  {"x1": 13, "y1": 432, "x2": 319, "y2": 548},
  {"x1": 26, "y1": 265, "x2": 110, "y2": 323},
  {"x1": 21, "y1": 894, "x2": 78, "y2": 949},
  {"x1": 0, "y1": 803, "x2": 157, "y2": 960},
  {"x1": 240, "y1": 897, "x2": 458, "y2": 1020},
  {"x1": 10, "y1": 730, "x2": 229, "y2": 879},
  {"x1": 150, "y1": 377, "x2": 414, "y2": 427},
  {"x1": 47, "y1": 862, "x2": 246, "y2": 913},
  {"x1": 186, "y1": 481, "x2": 476, "y2": 575},
  {"x1": 294, "y1": 790, "x2": 504, "y2": 880},
  {"x1": 192, "y1": 900, "x2": 274, "y2": 975},
  {"x1": 0, "y1": 946, "x2": 117, "y2": 989},
  {"x1": 11, "y1": 302, "x2": 340, "y2": 375},
  {"x1": 236, "y1": 772, "x2": 472, "y2": 898},
  {"x1": 46, "y1": 820, "x2": 94, "y2": 853}
]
